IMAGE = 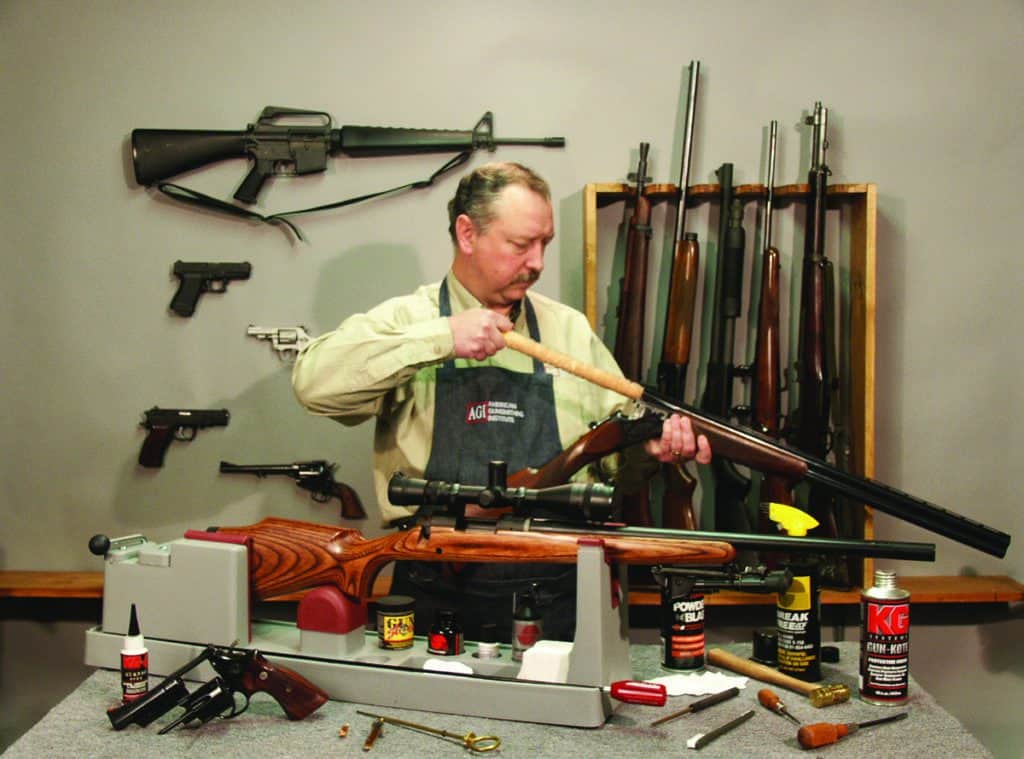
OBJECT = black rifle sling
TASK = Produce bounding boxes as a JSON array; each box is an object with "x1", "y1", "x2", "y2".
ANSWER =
[{"x1": 155, "y1": 150, "x2": 473, "y2": 242}]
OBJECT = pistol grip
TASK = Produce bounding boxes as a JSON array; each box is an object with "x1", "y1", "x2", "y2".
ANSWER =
[
  {"x1": 138, "y1": 426, "x2": 175, "y2": 468},
  {"x1": 234, "y1": 161, "x2": 271, "y2": 204},
  {"x1": 169, "y1": 274, "x2": 205, "y2": 317}
]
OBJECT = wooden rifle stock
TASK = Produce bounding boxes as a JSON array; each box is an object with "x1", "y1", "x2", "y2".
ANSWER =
[
  {"x1": 501, "y1": 331, "x2": 1011, "y2": 558},
  {"x1": 211, "y1": 517, "x2": 736, "y2": 601},
  {"x1": 752, "y1": 243, "x2": 791, "y2": 511},
  {"x1": 506, "y1": 412, "x2": 663, "y2": 490}
]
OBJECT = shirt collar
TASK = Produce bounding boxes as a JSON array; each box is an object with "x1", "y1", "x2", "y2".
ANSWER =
[{"x1": 445, "y1": 271, "x2": 523, "y2": 325}]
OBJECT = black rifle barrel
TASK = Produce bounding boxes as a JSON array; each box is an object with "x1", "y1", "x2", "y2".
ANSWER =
[
  {"x1": 672, "y1": 60, "x2": 700, "y2": 242},
  {"x1": 220, "y1": 462, "x2": 297, "y2": 474},
  {"x1": 395, "y1": 511, "x2": 935, "y2": 562},
  {"x1": 530, "y1": 520, "x2": 934, "y2": 562}
]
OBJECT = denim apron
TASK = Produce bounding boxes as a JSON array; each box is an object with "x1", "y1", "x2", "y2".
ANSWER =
[{"x1": 389, "y1": 279, "x2": 579, "y2": 642}]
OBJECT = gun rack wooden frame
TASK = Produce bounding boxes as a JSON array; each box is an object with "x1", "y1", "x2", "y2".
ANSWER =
[{"x1": 584, "y1": 181, "x2": 876, "y2": 565}]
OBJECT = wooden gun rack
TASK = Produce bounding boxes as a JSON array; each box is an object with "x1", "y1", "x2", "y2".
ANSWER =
[{"x1": 582, "y1": 181, "x2": 1016, "y2": 603}]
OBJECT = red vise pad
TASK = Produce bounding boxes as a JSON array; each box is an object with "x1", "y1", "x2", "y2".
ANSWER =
[{"x1": 297, "y1": 586, "x2": 368, "y2": 634}]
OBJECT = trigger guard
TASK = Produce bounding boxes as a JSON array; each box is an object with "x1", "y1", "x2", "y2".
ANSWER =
[{"x1": 227, "y1": 690, "x2": 250, "y2": 719}]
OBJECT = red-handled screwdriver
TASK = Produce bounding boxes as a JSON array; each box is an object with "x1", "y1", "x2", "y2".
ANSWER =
[
  {"x1": 758, "y1": 688, "x2": 801, "y2": 725},
  {"x1": 797, "y1": 712, "x2": 908, "y2": 749},
  {"x1": 607, "y1": 680, "x2": 668, "y2": 706}
]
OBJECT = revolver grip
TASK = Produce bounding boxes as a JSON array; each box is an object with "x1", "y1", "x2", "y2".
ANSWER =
[
  {"x1": 336, "y1": 483, "x2": 368, "y2": 520},
  {"x1": 239, "y1": 655, "x2": 328, "y2": 720}
]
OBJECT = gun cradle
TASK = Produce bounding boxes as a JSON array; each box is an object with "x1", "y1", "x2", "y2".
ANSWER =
[{"x1": 85, "y1": 530, "x2": 651, "y2": 727}]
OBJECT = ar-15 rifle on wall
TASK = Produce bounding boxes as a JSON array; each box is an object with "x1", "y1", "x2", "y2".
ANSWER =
[
  {"x1": 131, "y1": 108, "x2": 565, "y2": 237},
  {"x1": 219, "y1": 460, "x2": 366, "y2": 520},
  {"x1": 501, "y1": 331, "x2": 1011, "y2": 559}
]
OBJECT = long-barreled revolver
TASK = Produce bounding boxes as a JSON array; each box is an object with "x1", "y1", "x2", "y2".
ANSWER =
[{"x1": 219, "y1": 460, "x2": 367, "y2": 519}]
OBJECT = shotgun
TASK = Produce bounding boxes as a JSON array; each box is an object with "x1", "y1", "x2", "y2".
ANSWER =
[
  {"x1": 657, "y1": 60, "x2": 701, "y2": 531},
  {"x1": 501, "y1": 331, "x2": 1011, "y2": 559}
]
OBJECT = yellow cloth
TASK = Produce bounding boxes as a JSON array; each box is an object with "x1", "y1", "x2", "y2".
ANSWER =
[{"x1": 292, "y1": 272, "x2": 641, "y2": 524}]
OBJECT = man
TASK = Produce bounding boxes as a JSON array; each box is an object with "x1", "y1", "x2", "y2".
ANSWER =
[{"x1": 292, "y1": 162, "x2": 710, "y2": 641}]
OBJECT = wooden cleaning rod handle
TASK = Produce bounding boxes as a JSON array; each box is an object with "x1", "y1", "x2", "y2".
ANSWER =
[{"x1": 502, "y1": 331, "x2": 643, "y2": 401}]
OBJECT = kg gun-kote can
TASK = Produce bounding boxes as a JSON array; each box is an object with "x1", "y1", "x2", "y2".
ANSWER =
[{"x1": 860, "y1": 569, "x2": 910, "y2": 705}]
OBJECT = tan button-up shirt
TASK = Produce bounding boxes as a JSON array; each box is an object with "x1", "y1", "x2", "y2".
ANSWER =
[{"x1": 292, "y1": 273, "x2": 640, "y2": 524}]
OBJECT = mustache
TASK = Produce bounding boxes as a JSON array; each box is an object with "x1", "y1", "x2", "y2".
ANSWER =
[{"x1": 511, "y1": 272, "x2": 540, "y2": 285}]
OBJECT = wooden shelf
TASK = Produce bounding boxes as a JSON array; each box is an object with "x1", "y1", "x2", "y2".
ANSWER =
[
  {"x1": 3, "y1": 571, "x2": 1020, "y2": 607},
  {"x1": 628, "y1": 575, "x2": 1024, "y2": 607}
]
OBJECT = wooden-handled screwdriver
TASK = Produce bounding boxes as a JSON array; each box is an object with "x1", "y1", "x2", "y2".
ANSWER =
[
  {"x1": 758, "y1": 688, "x2": 801, "y2": 725},
  {"x1": 798, "y1": 712, "x2": 908, "y2": 748}
]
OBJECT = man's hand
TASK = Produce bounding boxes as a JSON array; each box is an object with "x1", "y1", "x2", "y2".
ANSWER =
[
  {"x1": 643, "y1": 414, "x2": 711, "y2": 464},
  {"x1": 449, "y1": 309, "x2": 513, "y2": 361}
]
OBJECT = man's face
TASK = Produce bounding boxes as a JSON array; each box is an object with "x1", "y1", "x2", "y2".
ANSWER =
[{"x1": 456, "y1": 184, "x2": 554, "y2": 310}]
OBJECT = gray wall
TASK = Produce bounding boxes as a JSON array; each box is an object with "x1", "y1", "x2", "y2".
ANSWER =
[{"x1": 2, "y1": 0, "x2": 1021, "y2": 755}]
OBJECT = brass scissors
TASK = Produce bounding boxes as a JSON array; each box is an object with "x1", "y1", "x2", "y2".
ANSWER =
[{"x1": 356, "y1": 710, "x2": 501, "y2": 752}]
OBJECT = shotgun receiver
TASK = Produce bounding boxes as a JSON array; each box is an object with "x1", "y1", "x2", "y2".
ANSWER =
[{"x1": 501, "y1": 331, "x2": 1012, "y2": 558}]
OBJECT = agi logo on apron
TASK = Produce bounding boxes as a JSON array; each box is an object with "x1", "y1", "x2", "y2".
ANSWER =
[{"x1": 465, "y1": 400, "x2": 526, "y2": 425}]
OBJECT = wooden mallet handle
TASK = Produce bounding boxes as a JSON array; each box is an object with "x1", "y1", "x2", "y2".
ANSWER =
[{"x1": 706, "y1": 648, "x2": 850, "y2": 707}]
